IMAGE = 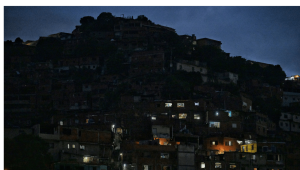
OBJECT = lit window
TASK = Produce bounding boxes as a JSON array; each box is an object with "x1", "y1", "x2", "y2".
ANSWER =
[
  {"x1": 201, "y1": 162, "x2": 205, "y2": 168},
  {"x1": 160, "y1": 153, "x2": 169, "y2": 159},
  {"x1": 232, "y1": 123, "x2": 237, "y2": 128},
  {"x1": 151, "y1": 116, "x2": 156, "y2": 120},
  {"x1": 216, "y1": 112, "x2": 219, "y2": 116},
  {"x1": 172, "y1": 115, "x2": 176, "y2": 118},
  {"x1": 215, "y1": 162, "x2": 222, "y2": 168},
  {"x1": 165, "y1": 103, "x2": 172, "y2": 107},
  {"x1": 179, "y1": 113, "x2": 187, "y2": 119},
  {"x1": 162, "y1": 166, "x2": 171, "y2": 170},
  {"x1": 194, "y1": 114, "x2": 200, "y2": 119},
  {"x1": 83, "y1": 156, "x2": 90, "y2": 163},
  {"x1": 72, "y1": 144, "x2": 75, "y2": 148},
  {"x1": 209, "y1": 122, "x2": 220, "y2": 128},
  {"x1": 60, "y1": 121, "x2": 63, "y2": 125},
  {"x1": 228, "y1": 111, "x2": 232, "y2": 117},
  {"x1": 80, "y1": 145, "x2": 85, "y2": 150},
  {"x1": 68, "y1": 144, "x2": 70, "y2": 149},
  {"x1": 225, "y1": 141, "x2": 232, "y2": 146},
  {"x1": 177, "y1": 103, "x2": 184, "y2": 107},
  {"x1": 143, "y1": 165, "x2": 152, "y2": 170},
  {"x1": 211, "y1": 141, "x2": 218, "y2": 145},
  {"x1": 195, "y1": 102, "x2": 199, "y2": 106},
  {"x1": 229, "y1": 164, "x2": 236, "y2": 169}
]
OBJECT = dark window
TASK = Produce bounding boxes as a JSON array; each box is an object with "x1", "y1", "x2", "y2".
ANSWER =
[
  {"x1": 267, "y1": 154, "x2": 273, "y2": 160},
  {"x1": 144, "y1": 152, "x2": 151, "y2": 158},
  {"x1": 262, "y1": 146, "x2": 268, "y2": 152},
  {"x1": 49, "y1": 143, "x2": 54, "y2": 148},
  {"x1": 63, "y1": 128, "x2": 72, "y2": 135},
  {"x1": 157, "y1": 104, "x2": 160, "y2": 107}
]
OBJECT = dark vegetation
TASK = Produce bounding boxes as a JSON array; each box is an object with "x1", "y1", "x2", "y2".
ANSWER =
[{"x1": 5, "y1": 135, "x2": 53, "y2": 170}]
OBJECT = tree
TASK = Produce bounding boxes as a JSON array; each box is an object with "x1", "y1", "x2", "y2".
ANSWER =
[
  {"x1": 4, "y1": 134, "x2": 53, "y2": 170},
  {"x1": 35, "y1": 37, "x2": 63, "y2": 62},
  {"x1": 136, "y1": 15, "x2": 149, "y2": 21},
  {"x1": 14, "y1": 37, "x2": 23, "y2": 44},
  {"x1": 80, "y1": 16, "x2": 95, "y2": 25},
  {"x1": 97, "y1": 12, "x2": 114, "y2": 22},
  {"x1": 4, "y1": 40, "x2": 13, "y2": 46},
  {"x1": 95, "y1": 12, "x2": 115, "y2": 31}
]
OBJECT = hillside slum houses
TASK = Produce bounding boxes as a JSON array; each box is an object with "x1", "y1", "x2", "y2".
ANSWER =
[{"x1": 5, "y1": 14, "x2": 300, "y2": 170}]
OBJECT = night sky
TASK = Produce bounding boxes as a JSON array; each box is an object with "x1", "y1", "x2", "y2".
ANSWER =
[{"x1": 4, "y1": 6, "x2": 300, "y2": 77}]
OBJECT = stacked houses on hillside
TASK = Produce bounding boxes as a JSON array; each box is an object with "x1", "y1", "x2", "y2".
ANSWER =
[{"x1": 5, "y1": 13, "x2": 299, "y2": 170}]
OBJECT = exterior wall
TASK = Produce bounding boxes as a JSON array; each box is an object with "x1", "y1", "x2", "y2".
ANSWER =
[
  {"x1": 82, "y1": 84, "x2": 92, "y2": 92},
  {"x1": 241, "y1": 95, "x2": 252, "y2": 112},
  {"x1": 129, "y1": 50, "x2": 165, "y2": 76},
  {"x1": 290, "y1": 122, "x2": 300, "y2": 132},
  {"x1": 279, "y1": 120, "x2": 290, "y2": 131},
  {"x1": 282, "y1": 92, "x2": 300, "y2": 106},
  {"x1": 228, "y1": 72, "x2": 238, "y2": 84},
  {"x1": 204, "y1": 137, "x2": 240, "y2": 154},
  {"x1": 145, "y1": 100, "x2": 206, "y2": 116},
  {"x1": 152, "y1": 125, "x2": 170, "y2": 138},
  {"x1": 279, "y1": 112, "x2": 300, "y2": 132},
  {"x1": 292, "y1": 114, "x2": 300, "y2": 123},
  {"x1": 121, "y1": 143, "x2": 177, "y2": 170},
  {"x1": 178, "y1": 145, "x2": 195, "y2": 170},
  {"x1": 54, "y1": 163, "x2": 107, "y2": 170},
  {"x1": 196, "y1": 38, "x2": 222, "y2": 49},
  {"x1": 176, "y1": 63, "x2": 207, "y2": 74},
  {"x1": 244, "y1": 112, "x2": 269, "y2": 137},
  {"x1": 217, "y1": 72, "x2": 238, "y2": 84},
  {"x1": 207, "y1": 110, "x2": 243, "y2": 134},
  {"x1": 240, "y1": 143, "x2": 257, "y2": 153},
  {"x1": 4, "y1": 127, "x2": 33, "y2": 139},
  {"x1": 280, "y1": 112, "x2": 292, "y2": 120}
]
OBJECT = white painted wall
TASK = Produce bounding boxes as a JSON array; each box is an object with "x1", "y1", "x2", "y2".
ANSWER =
[{"x1": 282, "y1": 92, "x2": 300, "y2": 107}]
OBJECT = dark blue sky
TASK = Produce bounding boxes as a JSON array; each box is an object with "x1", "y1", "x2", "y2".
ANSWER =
[{"x1": 4, "y1": 6, "x2": 300, "y2": 76}]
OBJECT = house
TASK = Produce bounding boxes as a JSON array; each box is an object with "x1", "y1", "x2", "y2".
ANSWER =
[
  {"x1": 176, "y1": 60, "x2": 208, "y2": 83},
  {"x1": 240, "y1": 93, "x2": 253, "y2": 112},
  {"x1": 178, "y1": 144, "x2": 195, "y2": 170},
  {"x1": 129, "y1": 50, "x2": 165, "y2": 77},
  {"x1": 282, "y1": 91, "x2": 300, "y2": 107},
  {"x1": 120, "y1": 141, "x2": 177, "y2": 170},
  {"x1": 196, "y1": 38, "x2": 222, "y2": 49},
  {"x1": 55, "y1": 126, "x2": 112, "y2": 170},
  {"x1": 243, "y1": 112, "x2": 274, "y2": 137},
  {"x1": 203, "y1": 136, "x2": 241, "y2": 155},
  {"x1": 279, "y1": 112, "x2": 300, "y2": 132},
  {"x1": 285, "y1": 75, "x2": 300, "y2": 81},
  {"x1": 248, "y1": 60, "x2": 273, "y2": 68},
  {"x1": 152, "y1": 125, "x2": 171, "y2": 145},
  {"x1": 207, "y1": 110, "x2": 243, "y2": 135},
  {"x1": 217, "y1": 72, "x2": 238, "y2": 84}
]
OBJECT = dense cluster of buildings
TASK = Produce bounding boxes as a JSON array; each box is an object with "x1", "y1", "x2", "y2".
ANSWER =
[{"x1": 4, "y1": 13, "x2": 300, "y2": 170}]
